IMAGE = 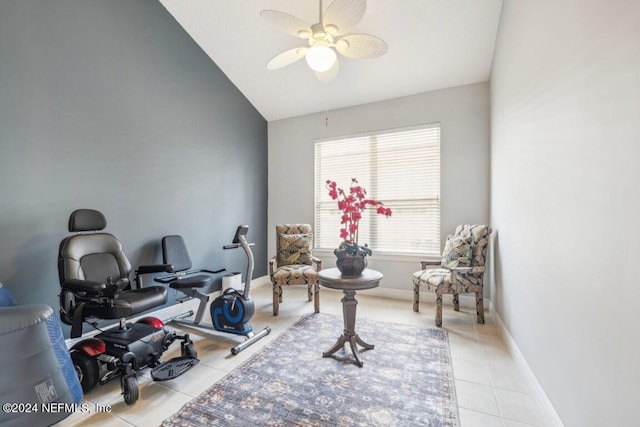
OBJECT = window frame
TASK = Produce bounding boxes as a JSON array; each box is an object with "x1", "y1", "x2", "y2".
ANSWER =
[{"x1": 313, "y1": 123, "x2": 441, "y2": 258}]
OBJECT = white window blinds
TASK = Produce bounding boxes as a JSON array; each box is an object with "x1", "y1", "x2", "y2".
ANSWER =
[{"x1": 314, "y1": 123, "x2": 441, "y2": 256}]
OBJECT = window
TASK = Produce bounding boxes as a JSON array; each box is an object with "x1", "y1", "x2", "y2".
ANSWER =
[{"x1": 314, "y1": 123, "x2": 441, "y2": 256}]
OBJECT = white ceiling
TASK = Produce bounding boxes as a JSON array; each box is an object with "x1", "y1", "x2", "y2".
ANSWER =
[{"x1": 159, "y1": 0, "x2": 504, "y2": 122}]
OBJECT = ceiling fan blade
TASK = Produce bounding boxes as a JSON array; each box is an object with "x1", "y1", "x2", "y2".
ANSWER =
[
  {"x1": 261, "y1": 10, "x2": 312, "y2": 39},
  {"x1": 266, "y1": 47, "x2": 308, "y2": 70},
  {"x1": 335, "y1": 34, "x2": 387, "y2": 59},
  {"x1": 322, "y1": 0, "x2": 366, "y2": 36},
  {"x1": 315, "y1": 58, "x2": 340, "y2": 82}
]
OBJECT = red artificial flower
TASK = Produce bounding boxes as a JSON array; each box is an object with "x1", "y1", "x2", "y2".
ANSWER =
[{"x1": 325, "y1": 178, "x2": 393, "y2": 249}]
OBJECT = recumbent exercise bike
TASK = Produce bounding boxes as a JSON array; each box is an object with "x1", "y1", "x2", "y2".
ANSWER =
[{"x1": 156, "y1": 225, "x2": 271, "y2": 355}]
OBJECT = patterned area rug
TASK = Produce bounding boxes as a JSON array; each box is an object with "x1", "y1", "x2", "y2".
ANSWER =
[{"x1": 163, "y1": 313, "x2": 459, "y2": 427}]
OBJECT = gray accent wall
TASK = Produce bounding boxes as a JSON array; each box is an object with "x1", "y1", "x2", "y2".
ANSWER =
[{"x1": 0, "y1": 0, "x2": 267, "y2": 336}]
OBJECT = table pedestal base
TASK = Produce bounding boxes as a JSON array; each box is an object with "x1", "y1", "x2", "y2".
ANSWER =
[{"x1": 322, "y1": 289, "x2": 374, "y2": 367}]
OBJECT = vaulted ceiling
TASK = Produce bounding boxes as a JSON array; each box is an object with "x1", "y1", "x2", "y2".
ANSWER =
[{"x1": 159, "y1": 0, "x2": 504, "y2": 121}]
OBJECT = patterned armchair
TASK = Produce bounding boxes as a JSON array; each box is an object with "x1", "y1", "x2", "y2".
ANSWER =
[
  {"x1": 412, "y1": 224, "x2": 492, "y2": 327},
  {"x1": 269, "y1": 224, "x2": 322, "y2": 316}
]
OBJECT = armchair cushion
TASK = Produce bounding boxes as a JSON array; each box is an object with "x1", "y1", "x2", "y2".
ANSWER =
[
  {"x1": 413, "y1": 268, "x2": 452, "y2": 292},
  {"x1": 441, "y1": 234, "x2": 472, "y2": 269},
  {"x1": 271, "y1": 224, "x2": 320, "y2": 316},
  {"x1": 272, "y1": 264, "x2": 318, "y2": 286},
  {"x1": 277, "y1": 233, "x2": 313, "y2": 266},
  {"x1": 455, "y1": 224, "x2": 492, "y2": 266}
]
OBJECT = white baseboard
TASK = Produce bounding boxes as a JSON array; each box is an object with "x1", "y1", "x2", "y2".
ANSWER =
[{"x1": 493, "y1": 311, "x2": 564, "y2": 427}]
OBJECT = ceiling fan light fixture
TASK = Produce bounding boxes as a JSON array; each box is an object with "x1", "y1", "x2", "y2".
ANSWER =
[
  {"x1": 261, "y1": 0, "x2": 386, "y2": 79},
  {"x1": 336, "y1": 39, "x2": 349, "y2": 51},
  {"x1": 310, "y1": 23, "x2": 327, "y2": 39},
  {"x1": 305, "y1": 45, "x2": 337, "y2": 72},
  {"x1": 325, "y1": 23, "x2": 339, "y2": 36}
]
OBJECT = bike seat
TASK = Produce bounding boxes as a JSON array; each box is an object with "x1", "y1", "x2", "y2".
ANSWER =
[{"x1": 169, "y1": 274, "x2": 213, "y2": 290}]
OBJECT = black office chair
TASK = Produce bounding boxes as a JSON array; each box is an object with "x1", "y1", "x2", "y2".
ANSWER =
[{"x1": 58, "y1": 209, "x2": 170, "y2": 338}]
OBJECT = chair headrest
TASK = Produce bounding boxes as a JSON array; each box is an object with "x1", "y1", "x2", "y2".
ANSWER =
[{"x1": 68, "y1": 209, "x2": 107, "y2": 232}]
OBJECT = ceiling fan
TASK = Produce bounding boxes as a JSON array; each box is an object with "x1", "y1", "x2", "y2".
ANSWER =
[{"x1": 261, "y1": 0, "x2": 387, "y2": 81}]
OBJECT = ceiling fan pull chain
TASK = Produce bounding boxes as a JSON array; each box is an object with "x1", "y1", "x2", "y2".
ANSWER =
[{"x1": 325, "y1": 82, "x2": 330, "y2": 128}]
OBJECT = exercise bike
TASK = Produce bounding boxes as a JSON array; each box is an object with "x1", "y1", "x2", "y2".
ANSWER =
[{"x1": 157, "y1": 225, "x2": 271, "y2": 355}]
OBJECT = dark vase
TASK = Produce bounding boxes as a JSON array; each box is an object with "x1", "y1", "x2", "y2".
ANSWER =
[{"x1": 335, "y1": 249, "x2": 368, "y2": 276}]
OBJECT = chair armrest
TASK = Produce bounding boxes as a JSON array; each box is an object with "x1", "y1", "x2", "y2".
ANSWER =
[
  {"x1": 420, "y1": 260, "x2": 441, "y2": 269},
  {"x1": 311, "y1": 256, "x2": 322, "y2": 271},
  {"x1": 451, "y1": 266, "x2": 486, "y2": 276},
  {"x1": 62, "y1": 278, "x2": 106, "y2": 294},
  {"x1": 137, "y1": 264, "x2": 174, "y2": 274}
]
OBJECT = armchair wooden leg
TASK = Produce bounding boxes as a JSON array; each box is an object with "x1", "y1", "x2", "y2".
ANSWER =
[
  {"x1": 307, "y1": 283, "x2": 313, "y2": 302},
  {"x1": 413, "y1": 282, "x2": 420, "y2": 312},
  {"x1": 273, "y1": 284, "x2": 281, "y2": 316},
  {"x1": 475, "y1": 292, "x2": 485, "y2": 324},
  {"x1": 313, "y1": 282, "x2": 320, "y2": 313},
  {"x1": 453, "y1": 293, "x2": 460, "y2": 311},
  {"x1": 435, "y1": 292, "x2": 443, "y2": 327}
]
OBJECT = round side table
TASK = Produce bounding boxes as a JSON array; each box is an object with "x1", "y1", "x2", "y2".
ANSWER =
[{"x1": 318, "y1": 268, "x2": 383, "y2": 367}]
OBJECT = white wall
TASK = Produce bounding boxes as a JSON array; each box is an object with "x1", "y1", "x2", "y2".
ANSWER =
[
  {"x1": 268, "y1": 82, "x2": 490, "y2": 291},
  {"x1": 491, "y1": 0, "x2": 640, "y2": 425}
]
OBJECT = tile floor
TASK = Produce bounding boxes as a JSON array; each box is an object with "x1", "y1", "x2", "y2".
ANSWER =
[{"x1": 57, "y1": 283, "x2": 549, "y2": 427}]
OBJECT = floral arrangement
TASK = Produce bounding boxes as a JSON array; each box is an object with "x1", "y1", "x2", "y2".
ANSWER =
[{"x1": 325, "y1": 178, "x2": 392, "y2": 256}]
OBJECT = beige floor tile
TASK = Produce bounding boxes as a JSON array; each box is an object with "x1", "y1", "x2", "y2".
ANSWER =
[
  {"x1": 458, "y1": 408, "x2": 503, "y2": 427},
  {"x1": 452, "y1": 358, "x2": 493, "y2": 386},
  {"x1": 502, "y1": 419, "x2": 539, "y2": 427},
  {"x1": 54, "y1": 399, "x2": 132, "y2": 427},
  {"x1": 475, "y1": 323, "x2": 501, "y2": 338},
  {"x1": 486, "y1": 361, "x2": 531, "y2": 394},
  {"x1": 64, "y1": 411, "x2": 134, "y2": 427},
  {"x1": 455, "y1": 379, "x2": 500, "y2": 416},
  {"x1": 449, "y1": 339, "x2": 486, "y2": 363},
  {"x1": 146, "y1": 363, "x2": 228, "y2": 397},
  {"x1": 55, "y1": 282, "x2": 550, "y2": 427},
  {"x1": 494, "y1": 388, "x2": 544, "y2": 426},
  {"x1": 481, "y1": 341, "x2": 514, "y2": 364},
  {"x1": 110, "y1": 381, "x2": 192, "y2": 427}
]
